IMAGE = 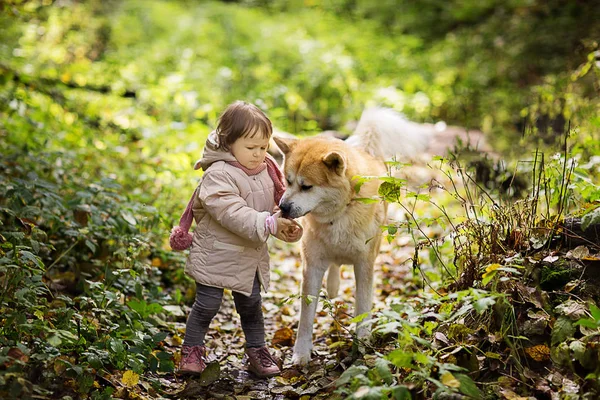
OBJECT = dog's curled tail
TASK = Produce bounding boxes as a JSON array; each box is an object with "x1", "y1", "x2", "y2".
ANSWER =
[
  {"x1": 346, "y1": 107, "x2": 432, "y2": 160},
  {"x1": 326, "y1": 265, "x2": 340, "y2": 298}
]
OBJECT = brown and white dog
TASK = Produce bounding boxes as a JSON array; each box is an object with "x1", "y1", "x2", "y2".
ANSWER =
[{"x1": 273, "y1": 107, "x2": 432, "y2": 366}]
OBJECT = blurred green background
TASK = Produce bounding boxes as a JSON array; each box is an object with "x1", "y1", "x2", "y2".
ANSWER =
[{"x1": 2, "y1": 1, "x2": 598, "y2": 197}]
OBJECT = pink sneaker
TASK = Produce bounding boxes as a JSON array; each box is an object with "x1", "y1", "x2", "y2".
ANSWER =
[
  {"x1": 246, "y1": 346, "x2": 281, "y2": 378},
  {"x1": 179, "y1": 345, "x2": 207, "y2": 375}
]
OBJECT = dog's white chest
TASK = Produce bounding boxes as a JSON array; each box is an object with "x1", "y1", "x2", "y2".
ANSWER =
[{"x1": 308, "y1": 215, "x2": 379, "y2": 264}]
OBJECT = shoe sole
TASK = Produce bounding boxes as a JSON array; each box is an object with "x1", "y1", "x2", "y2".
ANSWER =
[
  {"x1": 247, "y1": 366, "x2": 280, "y2": 378},
  {"x1": 177, "y1": 368, "x2": 205, "y2": 376}
]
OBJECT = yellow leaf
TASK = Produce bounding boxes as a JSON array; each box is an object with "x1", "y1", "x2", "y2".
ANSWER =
[
  {"x1": 483, "y1": 263, "x2": 501, "y2": 276},
  {"x1": 172, "y1": 351, "x2": 182, "y2": 365},
  {"x1": 54, "y1": 357, "x2": 68, "y2": 375},
  {"x1": 482, "y1": 263, "x2": 501, "y2": 285},
  {"x1": 485, "y1": 351, "x2": 502, "y2": 359},
  {"x1": 166, "y1": 334, "x2": 183, "y2": 346},
  {"x1": 525, "y1": 344, "x2": 550, "y2": 362},
  {"x1": 441, "y1": 371, "x2": 461, "y2": 388},
  {"x1": 151, "y1": 257, "x2": 162, "y2": 267},
  {"x1": 122, "y1": 370, "x2": 139, "y2": 387},
  {"x1": 275, "y1": 376, "x2": 289, "y2": 385},
  {"x1": 272, "y1": 327, "x2": 294, "y2": 347},
  {"x1": 328, "y1": 341, "x2": 346, "y2": 350}
]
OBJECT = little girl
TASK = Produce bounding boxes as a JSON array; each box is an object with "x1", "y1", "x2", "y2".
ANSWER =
[{"x1": 172, "y1": 101, "x2": 301, "y2": 378}]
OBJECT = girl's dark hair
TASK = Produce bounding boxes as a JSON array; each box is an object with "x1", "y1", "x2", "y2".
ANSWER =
[{"x1": 216, "y1": 101, "x2": 273, "y2": 151}]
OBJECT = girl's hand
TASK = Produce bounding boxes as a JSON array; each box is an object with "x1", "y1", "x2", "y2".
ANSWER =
[
  {"x1": 284, "y1": 219, "x2": 303, "y2": 242},
  {"x1": 275, "y1": 218, "x2": 303, "y2": 242}
]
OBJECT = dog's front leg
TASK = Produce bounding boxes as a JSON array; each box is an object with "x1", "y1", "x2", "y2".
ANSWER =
[
  {"x1": 353, "y1": 260, "x2": 374, "y2": 340},
  {"x1": 292, "y1": 261, "x2": 327, "y2": 366}
]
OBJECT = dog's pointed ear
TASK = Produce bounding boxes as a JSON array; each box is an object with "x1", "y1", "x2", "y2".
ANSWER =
[
  {"x1": 323, "y1": 151, "x2": 346, "y2": 176},
  {"x1": 272, "y1": 136, "x2": 297, "y2": 155}
]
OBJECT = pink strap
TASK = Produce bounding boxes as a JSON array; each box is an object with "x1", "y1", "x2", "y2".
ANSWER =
[{"x1": 265, "y1": 155, "x2": 286, "y2": 205}]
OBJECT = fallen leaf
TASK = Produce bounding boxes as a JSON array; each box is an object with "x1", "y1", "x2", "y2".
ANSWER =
[
  {"x1": 122, "y1": 370, "x2": 140, "y2": 388},
  {"x1": 280, "y1": 368, "x2": 303, "y2": 380},
  {"x1": 514, "y1": 282, "x2": 543, "y2": 308},
  {"x1": 166, "y1": 334, "x2": 183, "y2": 346},
  {"x1": 6, "y1": 348, "x2": 29, "y2": 367},
  {"x1": 354, "y1": 386, "x2": 370, "y2": 397},
  {"x1": 151, "y1": 257, "x2": 162, "y2": 267},
  {"x1": 525, "y1": 344, "x2": 550, "y2": 362},
  {"x1": 484, "y1": 351, "x2": 502, "y2": 360},
  {"x1": 499, "y1": 389, "x2": 530, "y2": 400},
  {"x1": 272, "y1": 327, "x2": 294, "y2": 347},
  {"x1": 542, "y1": 255, "x2": 559, "y2": 263},
  {"x1": 567, "y1": 246, "x2": 589, "y2": 260},
  {"x1": 441, "y1": 371, "x2": 461, "y2": 388},
  {"x1": 555, "y1": 300, "x2": 587, "y2": 320},
  {"x1": 163, "y1": 305, "x2": 185, "y2": 317},
  {"x1": 54, "y1": 358, "x2": 67, "y2": 375},
  {"x1": 271, "y1": 385, "x2": 296, "y2": 395},
  {"x1": 561, "y1": 377, "x2": 580, "y2": 394},
  {"x1": 198, "y1": 362, "x2": 220, "y2": 386},
  {"x1": 434, "y1": 331, "x2": 450, "y2": 345},
  {"x1": 563, "y1": 280, "x2": 581, "y2": 293}
]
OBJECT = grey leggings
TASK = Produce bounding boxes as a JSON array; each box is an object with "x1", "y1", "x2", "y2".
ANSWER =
[{"x1": 183, "y1": 275, "x2": 265, "y2": 348}]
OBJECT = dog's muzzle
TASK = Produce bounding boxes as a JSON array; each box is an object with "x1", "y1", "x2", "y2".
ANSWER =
[
  {"x1": 279, "y1": 201, "x2": 293, "y2": 218},
  {"x1": 279, "y1": 201, "x2": 306, "y2": 219}
]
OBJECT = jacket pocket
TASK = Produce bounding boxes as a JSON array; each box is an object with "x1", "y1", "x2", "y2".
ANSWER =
[{"x1": 213, "y1": 240, "x2": 245, "y2": 252}]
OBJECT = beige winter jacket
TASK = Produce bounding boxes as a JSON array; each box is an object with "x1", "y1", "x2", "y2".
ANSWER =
[{"x1": 185, "y1": 132, "x2": 276, "y2": 296}]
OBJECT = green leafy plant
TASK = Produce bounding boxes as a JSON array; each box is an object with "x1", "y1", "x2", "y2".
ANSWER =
[{"x1": 0, "y1": 146, "x2": 180, "y2": 397}]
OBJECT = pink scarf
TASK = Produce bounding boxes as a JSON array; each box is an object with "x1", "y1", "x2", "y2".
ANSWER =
[
  {"x1": 169, "y1": 154, "x2": 285, "y2": 251},
  {"x1": 225, "y1": 154, "x2": 285, "y2": 205}
]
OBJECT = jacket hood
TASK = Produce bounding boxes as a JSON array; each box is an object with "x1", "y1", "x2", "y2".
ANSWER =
[{"x1": 194, "y1": 131, "x2": 237, "y2": 171}]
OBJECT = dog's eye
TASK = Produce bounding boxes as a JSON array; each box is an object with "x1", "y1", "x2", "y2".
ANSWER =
[
  {"x1": 286, "y1": 179, "x2": 293, "y2": 186},
  {"x1": 301, "y1": 185, "x2": 312, "y2": 191}
]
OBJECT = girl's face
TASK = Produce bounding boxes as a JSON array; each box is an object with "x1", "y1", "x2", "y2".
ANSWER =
[{"x1": 230, "y1": 134, "x2": 270, "y2": 169}]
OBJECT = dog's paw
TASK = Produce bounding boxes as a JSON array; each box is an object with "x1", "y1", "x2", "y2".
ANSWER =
[{"x1": 291, "y1": 351, "x2": 312, "y2": 366}]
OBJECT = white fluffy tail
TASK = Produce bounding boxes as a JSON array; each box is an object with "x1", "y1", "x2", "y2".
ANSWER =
[
  {"x1": 346, "y1": 107, "x2": 433, "y2": 159},
  {"x1": 326, "y1": 265, "x2": 340, "y2": 298}
]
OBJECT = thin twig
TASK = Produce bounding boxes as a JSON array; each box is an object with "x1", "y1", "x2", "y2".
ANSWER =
[{"x1": 46, "y1": 239, "x2": 79, "y2": 271}]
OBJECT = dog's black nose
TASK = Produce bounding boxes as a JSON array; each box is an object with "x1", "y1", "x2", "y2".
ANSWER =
[{"x1": 279, "y1": 202, "x2": 291, "y2": 217}]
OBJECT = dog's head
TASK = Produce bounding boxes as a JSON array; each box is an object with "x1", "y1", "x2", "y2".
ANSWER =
[{"x1": 273, "y1": 136, "x2": 353, "y2": 220}]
